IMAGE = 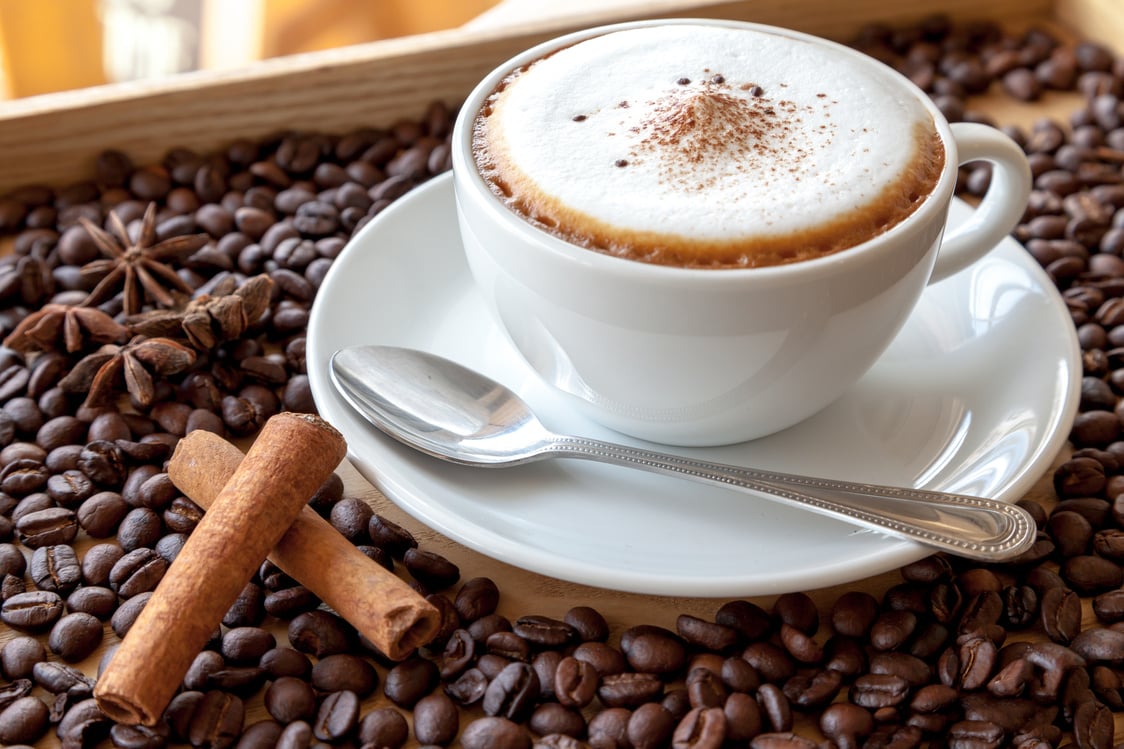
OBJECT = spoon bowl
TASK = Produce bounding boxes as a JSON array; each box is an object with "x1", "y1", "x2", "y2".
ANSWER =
[{"x1": 329, "y1": 344, "x2": 1036, "y2": 562}]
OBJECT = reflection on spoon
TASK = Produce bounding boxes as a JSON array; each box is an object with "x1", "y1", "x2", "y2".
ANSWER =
[{"x1": 329, "y1": 345, "x2": 1036, "y2": 563}]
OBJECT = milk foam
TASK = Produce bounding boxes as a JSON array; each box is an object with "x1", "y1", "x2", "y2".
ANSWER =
[{"x1": 474, "y1": 25, "x2": 944, "y2": 267}]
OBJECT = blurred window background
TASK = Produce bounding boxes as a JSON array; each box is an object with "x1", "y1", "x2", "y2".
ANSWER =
[{"x1": 0, "y1": 0, "x2": 500, "y2": 99}]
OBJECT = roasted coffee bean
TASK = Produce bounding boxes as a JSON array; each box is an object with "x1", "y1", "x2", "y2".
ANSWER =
[
  {"x1": 554, "y1": 656, "x2": 599, "y2": 708},
  {"x1": 223, "y1": 582, "x2": 265, "y2": 628},
  {"x1": 259, "y1": 647, "x2": 311, "y2": 680},
  {"x1": 440, "y1": 628, "x2": 477, "y2": 679},
  {"x1": 368, "y1": 513, "x2": 417, "y2": 558},
  {"x1": 274, "y1": 719, "x2": 312, "y2": 749},
  {"x1": 1063, "y1": 554, "x2": 1124, "y2": 595},
  {"x1": 109, "y1": 546, "x2": 167, "y2": 597},
  {"x1": 572, "y1": 640, "x2": 627, "y2": 677},
  {"x1": 455, "y1": 576, "x2": 500, "y2": 621},
  {"x1": 779, "y1": 622, "x2": 824, "y2": 663},
  {"x1": 188, "y1": 690, "x2": 244, "y2": 749},
  {"x1": 717, "y1": 654, "x2": 760, "y2": 693},
  {"x1": 10, "y1": 492, "x2": 52, "y2": 524},
  {"x1": 116, "y1": 506, "x2": 162, "y2": 551},
  {"x1": 0, "y1": 458, "x2": 48, "y2": 496},
  {"x1": 109, "y1": 720, "x2": 171, "y2": 749},
  {"x1": 957, "y1": 591, "x2": 1003, "y2": 634},
  {"x1": 163, "y1": 496, "x2": 203, "y2": 534},
  {"x1": 312, "y1": 689, "x2": 360, "y2": 742},
  {"x1": 0, "y1": 542, "x2": 24, "y2": 577},
  {"x1": 445, "y1": 667, "x2": 488, "y2": 706},
  {"x1": 221, "y1": 626, "x2": 275, "y2": 665},
  {"x1": 263, "y1": 676, "x2": 316, "y2": 723},
  {"x1": 328, "y1": 496, "x2": 372, "y2": 544},
  {"x1": 1054, "y1": 457, "x2": 1107, "y2": 496},
  {"x1": 1073, "y1": 627, "x2": 1124, "y2": 663},
  {"x1": 110, "y1": 591, "x2": 152, "y2": 638},
  {"x1": 678, "y1": 613, "x2": 739, "y2": 652},
  {"x1": 0, "y1": 680, "x2": 33, "y2": 715},
  {"x1": 81, "y1": 541, "x2": 124, "y2": 585},
  {"x1": 1073, "y1": 699, "x2": 1114, "y2": 749},
  {"x1": 514, "y1": 614, "x2": 575, "y2": 647},
  {"x1": 1040, "y1": 586, "x2": 1082, "y2": 643},
  {"x1": 1094, "y1": 589, "x2": 1124, "y2": 623},
  {"x1": 1, "y1": 590, "x2": 63, "y2": 631},
  {"x1": 1001, "y1": 585, "x2": 1038, "y2": 628},
  {"x1": 955, "y1": 632, "x2": 998, "y2": 690},
  {"x1": 14, "y1": 505, "x2": 77, "y2": 547},
  {"x1": 715, "y1": 599, "x2": 772, "y2": 640},
  {"x1": 287, "y1": 609, "x2": 352, "y2": 656},
  {"x1": 414, "y1": 691, "x2": 459, "y2": 745},
  {"x1": 820, "y1": 702, "x2": 874, "y2": 749},
  {"x1": 831, "y1": 591, "x2": 879, "y2": 638},
  {"x1": 78, "y1": 440, "x2": 127, "y2": 487},
  {"x1": 484, "y1": 661, "x2": 540, "y2": 721},
  {"x1": 29, "y1": 543, "x2": 80, "y2": 593},
  {"x1": 673, "y1": 706, "x2": 727, "y2": 749},
  {"x1": 384, "y1": 656, "x2": 440, "y2": 708},
  {"x1": 624, "y1": 625, "x2": 687, "y2": 674},
  {"x1": 1047, "y1": 510, "x2": 1094, "y2": 556},
  {"x1": 264, "y1": 585, "x2": 320, "y2": 618},
  {"x1": 870, "y1": 610, "x2": 919, "y2": 650},
  {"x1": 772, "y1": 592, "x2": 818, "y2": 634},
  {"x1": 460, "y1": 716, "x2": 531, "y2": 749},
  {"x1": 742, "y1": 641, "x2": 795, "y2": 683},
  {"x1": 358, "y1": 706, "x2": 409, "y2": 748},
  {"x1": 0, "y1": 695, "x2": 49, "y2": 744},
  {"x1": 487, "y1": 630, "x2": 531, "y2": 661},
  {"x1": 77, "y1": 490, "x2": 128, "y2": 537},
  {"x1": 850, "y1": 674, "x2": 910, "y2": 709},
  {"x1": 869, "y1": 652, "x2": 933, "y2": 688},
  {"x1": 55, "y1": 697, "x2": 110, "y2": 747},
  {"x1": 184, "y1": 650, "x2": 224, "y2": 691},
  {"x1": 783, "y1": 668, "x2": 843, "y2": 709},
  {"x1": 65, "y1": 585, "x2": 117, "y2": 621},
  {"x1": 47, "y1": 611, "x2": 103, "y2": 662},
  {"x1": 946, "y1": 720, "x2": 1005, "y2": 749},
  {"x1": 757, "y1": 682, "x2": 792, "y2": 732},
  {"x1": 0, "y1": 572, "x2": 20, "y2": 599},
  {"x1": 531, "y1": 650, "x2": 561, "y2": 702},
  {"x1": 1, "y1": 636, "x2": 45, "y2": 680},
  {"x1": 311, "y1": 653, "x2": 378, "y2": 696},
  {"x1": 36, "y1": 415, "x2": 85, "y2": 451},
  {"x1": 714, "y1": 691, "x2": 761, "y2": 744},
  {"x1": 32, "y1": 660, "x2": 95, "y2": 694},
  {"x1": 597, "y1": 671, "x2": 662, "y2": 708},
  {"x1": 1094, "y1": 528, "x2": 1124, "y2": 561},
  {"x1": 404, "y1": 547, "x2": 460, "y2": 590}
]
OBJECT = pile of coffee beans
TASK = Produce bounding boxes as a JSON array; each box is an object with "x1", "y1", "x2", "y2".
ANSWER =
[{"x1": 0, "y1": 13, "x2": 1123, "y2": 749}]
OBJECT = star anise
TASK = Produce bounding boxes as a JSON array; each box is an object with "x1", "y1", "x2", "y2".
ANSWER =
[
  {"x1": 58, "y1": 336, "x2": 197, "y2": 409},
  {"x1": 79, "y1": 203, "x2": 209, "y2": 316},
  {"x1": 126, "y1": 274, "x2": 274, "y2": 352},
  {"x1": 3, "y1": 303, "x2": 128, "y2": 354}
]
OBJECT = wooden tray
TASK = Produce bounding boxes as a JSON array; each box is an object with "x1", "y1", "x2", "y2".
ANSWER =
[
  {"x1": 0, "y1": 0, "x2": 1120, "y2": 744},
  {"x1": 0, "y1": 0, "x2": 1122, "y2": 194}
]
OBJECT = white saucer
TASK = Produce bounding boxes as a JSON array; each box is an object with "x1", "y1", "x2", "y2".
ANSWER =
[{"x1": 307, "y1": 173, "x2": 1080, "y2": 597}]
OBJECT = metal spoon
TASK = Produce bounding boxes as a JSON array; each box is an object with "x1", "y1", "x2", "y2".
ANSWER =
[{"x1": 329, "y1": 344, "x2": 1036, "y2": 562}]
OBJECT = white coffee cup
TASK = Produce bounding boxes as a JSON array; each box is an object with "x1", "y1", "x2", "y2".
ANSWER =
[{"x1": 451, "y1": 19, "x2": 1032, "y2": 446}]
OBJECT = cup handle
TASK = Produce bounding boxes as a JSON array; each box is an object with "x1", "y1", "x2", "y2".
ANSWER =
[{"x1": 928, "y1": 122, "x2": 1032, "y2": 285}]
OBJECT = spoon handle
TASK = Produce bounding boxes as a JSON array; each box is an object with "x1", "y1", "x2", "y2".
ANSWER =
[{"x1": 547, "y1": 437, "x2": 1035, "y2": 562}]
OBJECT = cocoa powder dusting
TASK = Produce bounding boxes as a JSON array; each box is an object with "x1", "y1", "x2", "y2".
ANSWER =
[{"x1": 633, "y1": 83, "x2": 806, "y2": 194}]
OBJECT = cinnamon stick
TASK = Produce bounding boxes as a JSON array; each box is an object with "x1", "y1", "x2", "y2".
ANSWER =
[
  {"x1": 94, "y1": 413, "x2": 347, "y2": 726},
  {"x1": 166, "y1": 429, "x2": 440, "y2": 661}
]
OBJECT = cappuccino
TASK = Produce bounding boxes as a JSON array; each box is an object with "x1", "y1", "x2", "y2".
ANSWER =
[{"x1": 472, "y1": 24, "x2": 945, "y2": 268}]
